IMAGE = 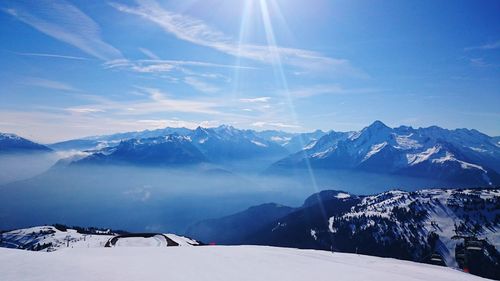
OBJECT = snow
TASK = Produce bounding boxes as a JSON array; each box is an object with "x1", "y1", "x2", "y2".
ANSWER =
[
  {"x1": 469, "y1": 147, "x2": 487, "y2": 153},
  {"x1": 270, "y1": 136, "x2": 291, "y2": 143},
  {"x1": 0, "y1": 133, "x2": 21, "y2": 140},
  {"x1": 406, "y1": 146, "x2": 440, "y2": 165},
  {"x1": 0, "y1": 246, "x2": 486, "y2": 281},
  {"x1": 0, "y1": 226, "x2": 200, "y2": 251},
  {"x1": 335, "y1": 192, "x2": 351, "y2": 199},
  {"x1": 251, "y1": 140, "x2": 268, "y2": 147},
  {"x1": 363, "y1": 142, "x2": 387, "y2": 161},
  {"x1": 310, "y1": 229, "x2": 318, "y2": 240},
  {"x1": 0, "y1": 226, "x2": 111, "y2": 251},
  {"x1": 114, "y1": 236, "x2": 166, "y2": 247},
  {"x1": 166, "y1": 234, "x2": 200, "y2": 246},
  {"x1": 311, "y1": 147, "x2": 334, "y2": 159},
  {"x1": 303, "y1": 140, "x2": 318, "y2": 150},
  {"x1": 394, "y1": 134, "x2": 422, "y2": 150},
  {"x1": 432, "y1": 152, "x2": 486, "y2": 172}
]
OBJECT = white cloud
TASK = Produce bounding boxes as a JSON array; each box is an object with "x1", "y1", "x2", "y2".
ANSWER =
[
  {"x1": 5, "y1": 0, "x2": 122, "y2": 60},
  {"x1": 110, "y1": 0, "x2": 359, "y2": 74},
  {"x1": 22, "y1": 77, "x2": 78, "y2": 92},
  {"x1": 285, "y1": 84, "x2": 379, "y2": 98},
  {"x1": 138, "y1": 47, "x2": 160, "y2": 59},
  {"x1": 240, "y1": 97, "x2": 271, "y2": 103},
  {"x1": 65, "y1": 108, "x2": 104, "y2": 114},
  {"x1": 184, "y1": 77, "x2": 219, "y2": 93},
  {"x1": 67, "y1": 87, "x2": 221, "y2": 116},
  {"x1": 135, "y1": 119, "x2": 220, "y2": 129},
  {"x1": 465, "y1": 40, "x2": 500, "y2": 51},
  {"x1": 13, "y1": 52, "x2": 90, "y2": 60},
  {"x1": 132, "y1": 63, "x2": 176, "y2": 73},
  {"x1": 469, "y1": 58, "x2": 494, "y2": 68},
  {"x1": 251, "y1": 121, "x2": 300, "y2": 129},
  {"x1": 104, "y1": 59, "x2": 254, "y2": 73}
]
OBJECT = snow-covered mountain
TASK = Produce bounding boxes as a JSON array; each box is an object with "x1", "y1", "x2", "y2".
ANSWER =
[
  {"x1": 271, "y1": 121, "x2": 500, "y2": 186},
  {"x1": 0, "y1": 245, "x2": 483, "y2": 281},
  {"x1": 48, "y1": 125, "x2": 322, "y2": 156},
  {"x1": 74, "y1": 135, "x2": 207, "y2": 166},
  {"x1": 0, "y1": 133, "x2": 52, "y2": 154},
  {"x1": 46, "y1": 122, "x2": 500, "y2": 185},
  {"x1": 188, "y1": 125, "x2": 288, "y2": 162},
  {"x1": 255, "y1": 129, "x2": 329, "y2": 153},
  {"x1": 67, "y1": 125, "x2": 290, "y2": 166},
  {"x1": 189, "y1": 188, "x2": 500, "y2": 279},
  {"x1": 49, "y1": 127, "x2": 192, "y2": 151},
  {"x1": 0, "y1": 225, "x2": 200, "y2": 252}
]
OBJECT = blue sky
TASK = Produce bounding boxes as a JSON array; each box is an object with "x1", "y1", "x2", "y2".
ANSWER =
[{"x1": 0, "y1": 0, "x2": 499, "y2": 142}]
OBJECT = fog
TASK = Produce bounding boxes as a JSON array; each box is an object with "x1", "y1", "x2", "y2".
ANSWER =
[
  {"x1": 0, "y1": 158, "x2": 463, "y2": 234},
  {"x1": 0, "y1": 152, "x2": 60, "y2": 185}
]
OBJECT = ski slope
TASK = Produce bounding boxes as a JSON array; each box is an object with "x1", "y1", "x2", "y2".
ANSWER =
[
  {"x1": 0, "y1": 226, "x2": 200, "y2": 251},
  {"x1": 0, "y1": 246, "x2": 490, "y2": 281}
]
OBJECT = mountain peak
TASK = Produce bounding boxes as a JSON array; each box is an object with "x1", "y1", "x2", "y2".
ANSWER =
[
  {"x1": 217, "y1": 124, "x2": 234, "y2": 129},
  {"x1": 367, "y1": 120, "x2": 390, "y2": 130},
  {"x1": 215, "y1": 124, "x2": 237, "y2": 133},
  {"x1": 0, "y1": 132, "x2": 21, "y2": 140},
  {"x1": 0, "y1": 132, "x2": 52, "y2": 153}
]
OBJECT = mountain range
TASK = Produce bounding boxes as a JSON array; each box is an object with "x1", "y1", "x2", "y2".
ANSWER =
[
  {"x1": 75, "y1": 135, "x2": 208, "y2": 166},
  {"x1": 270, "y1": 121, "x2": 500, "y2": 186},
  {"x1": 2, "y1": 121, "x2": 500, "y2": 186}
]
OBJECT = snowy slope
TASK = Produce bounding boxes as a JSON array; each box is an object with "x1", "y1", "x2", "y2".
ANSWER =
[
  {"x1": 329, "y1": 189, "x2": 500, "y2": 267},
  {"x1": 0, "y1": 226, "x2": 200, "y2": 252},
  {"x1": 0, "y1": 246, "x2": 489, "y2": 281}
]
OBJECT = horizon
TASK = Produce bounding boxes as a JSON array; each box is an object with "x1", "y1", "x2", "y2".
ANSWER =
[
  {"x1": 2, "y1": 119, "x2": 499, "y2": 144},
  {"x1": 1, "y1": 0, "x2": 499, "y2": 143}
]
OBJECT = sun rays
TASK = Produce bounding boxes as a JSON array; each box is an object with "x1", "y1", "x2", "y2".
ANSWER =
[{"x1": 231, "y1": 0, "x2": 327, "y2": 225}]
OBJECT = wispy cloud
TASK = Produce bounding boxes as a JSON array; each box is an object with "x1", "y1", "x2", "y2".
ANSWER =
[
  {"x1": 67, "y1": 87, "x2": 220, "y2": 115},
  {"x1": 65, "y1": 107, "x2": 105, "y2": 114},
  {"x1": 13, "y1": 52, "x2": 91, "y2": 60},
  {"x1": 135, "y1": 119, "x2": 220, "y2": 129},
  {"x1": 465, "y1": 40, "x2": 500, "y2": 51},
  {"x1": 285, "y1": 84, "x2": 379, "y2": 98},
  {"x1": 469, "y1": 58, "x2": 489, "y2": 67},
  {"x1": 138, "y1": 47, "x2": 160, "y2": 59},
  {"x1": 110, "y1": 0, "x2": 359, "y2": 75},
  {"x1": 4, "y1": 0, "x2": 122, "y2": 60},
  {"x1": 184, "y1": 77, "x2": 219, "y2": 93},
  {"x1": 468, "y1": 57, "x2": 499, "y2": 68},
  {"x1": 104, "y1": 59, "x2": 255, "y2": 73},
  {"x1": 251, "y1": 121, "x2": 300, "y2": 129},
  {"x1": 104, "y1": 59, "x2": 244, "y2": 93},
  {"x1": 22, "y1": 77, "x2": 78, "y2": 92},
  {"x1": 240, "y1": 97, "x2": 271, "y2": 103}
]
